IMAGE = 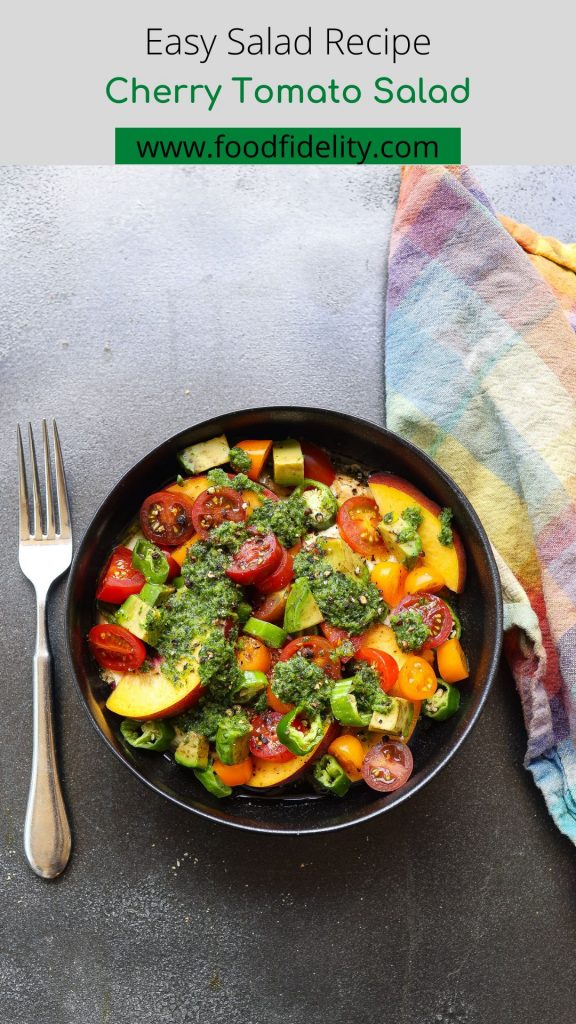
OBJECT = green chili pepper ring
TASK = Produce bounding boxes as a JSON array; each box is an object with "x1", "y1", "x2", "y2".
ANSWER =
[
  {"x1": 120, "y1": 718, "x2": 175, "y2": 752},
  {"x1": 276, "y1": 706, "x2": 324, "y2": 755}
]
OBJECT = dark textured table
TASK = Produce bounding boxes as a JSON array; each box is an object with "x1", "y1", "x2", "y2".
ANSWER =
[{"x1": 1, "y1": 165, "x2": 575, "y2": 1024}]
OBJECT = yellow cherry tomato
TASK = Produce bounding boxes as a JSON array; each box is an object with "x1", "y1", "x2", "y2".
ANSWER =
[
  {"x1": 370, "y1": 561, "x2": 408, "y2": 607},
  {"x1": 397, "y1": 656, "x2": 438, "y2": 701},
  {"x1": 171, "y1": 532, "x2": 200, "y2": 567},
  {"x1": 421, "y1": 649, "x2": 435, "y2": 665},
  {"x1": 213, "y1": 757, "x2": 254, "y2": 787},
  {"x1": 436, "y1": 638, "x2": 469, "y2": 683},
  {"x1": 404, "y1": 565, "x2": 445, "y2": 595},
  {"x1": 328, "y1": 734, "x2": 366, "y2": 781},
  {"x1": 236, "y1": 636, "x2": 272, "y2": 674},
  {"x1": 266, "y1": 683, "x2": 294, "y2": 715}
]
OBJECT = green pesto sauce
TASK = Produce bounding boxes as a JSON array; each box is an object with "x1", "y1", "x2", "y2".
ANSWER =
[
  {"x1": 175, "y1": 700, "x2": 230, "y2": 742},
  {"x1": 347, "y1": 662, "x2": 389, "y2": 715},
  {"x1": 249, "y1": 492, "x2": 310, "y2": 547},
  {"x1": 209, "y1": 520, "x2": 249, "y2": 553},
  {"x1": 156, "y1": 539, "x2": 244, "y2": 691},
  {"x1": 228, "y1": 447, "x2": 252, "y2": 474},
  {"x1": 206, "y1": 468, "x2": 263, "y2": 495},
  {"x1": 271, "y1": 654, "x2": 333, "y2": 714},
  {"x1": 293, "y1": 550, "x2": 386, "y2": 635},
  {"x1": 389, "y1": 609, "x2": 431, "y2": 652},
  {"x1": 438, "y1": 507, "x2": 454, "y2": 546}
]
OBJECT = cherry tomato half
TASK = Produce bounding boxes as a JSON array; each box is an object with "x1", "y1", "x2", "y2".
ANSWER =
[
  {"x1": 394, "y1": 593, "x2": 453, "y2": 649},
  {"x1": 320, "y1": 623, "x2": 362, "y2": 661},
  {"x1": 337, "y1": 496, "x2": 389, "y2": 560},
  {"x1": 256, "y1": 548, "x2": 294, "y2": 594},
  {"x1": 252, "y1": 587, "x2": 290, "y2": 624},
  {"x1": 370, "y1": 561, "x2": 408, "y2": 607},
  {"x1": 140, "y1": 490, "x2": 196, "y2": 547},
  {"x1": 226, "y1": 532, "x2": 282, "y2": 585},
  {"x1": 190, "y1": 486, "x2": 246, "y2": 539},
  {"x1": 361, "y1": 740, "x2": 414, "y2": 793},
  {"x1": 95, "y1": 546, "x2": 146, "y2": 604},
  {"x1": 88, "y1": 624, "x2": 146, "y2": 672},
  {"x1": 236, "y1": 635, "x2": 272, "y2": 674},
  {"x1": 301, "y1": 441, "x2": 336, "y2": 486},
  {"x1": 328, "y1": 734, "x2": 365, "y2": 781},
  {"x1": 249, "y1": 711, "x2": 295, "y2": 762},
  {"x1": 280, "y1": 635, "x2": 341, "y2": 680},
  {"x1": 396, "y1": 655, "x2": 438, "y2": 701},
  {"x1": 356, "y1": 647, "x2": 399, "y2": 693},
  {"x1": 266, "y1": 683, "x2": 294, "y2": 715}
]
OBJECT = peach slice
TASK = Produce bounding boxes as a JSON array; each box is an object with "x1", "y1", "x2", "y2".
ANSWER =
[
  {"x1": 246, "y1": 721, "x2": 339, "y2": 789},
  {"x1": 368, "y1": 473, "x2": 466, "y2": 593},
  {"x1": 106, "y1": 662, "x2": 205, "y2": 720}
]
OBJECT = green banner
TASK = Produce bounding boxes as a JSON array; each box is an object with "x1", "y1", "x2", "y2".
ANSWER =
[{"x1": 115, "y1": 127, "x2": 460, "y2": 165}]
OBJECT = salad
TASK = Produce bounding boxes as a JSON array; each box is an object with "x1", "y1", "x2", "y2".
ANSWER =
[{"x1": 88, "y1": 435, "x2": 469, "y2": 800}]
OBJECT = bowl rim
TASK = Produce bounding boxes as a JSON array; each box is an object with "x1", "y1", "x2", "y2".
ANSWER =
[{"x1": 65, "y1": 404, "x2": 503, "y2": 834}]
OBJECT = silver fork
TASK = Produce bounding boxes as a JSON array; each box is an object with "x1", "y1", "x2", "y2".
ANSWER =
[{"x1": 18, "y1": 420, "x2": 72, "y2": 879}]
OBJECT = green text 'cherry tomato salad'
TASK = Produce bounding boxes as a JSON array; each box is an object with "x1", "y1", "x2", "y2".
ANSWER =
[{"x1": 89, "y1": 435, "x2": 469, "y2": 799}]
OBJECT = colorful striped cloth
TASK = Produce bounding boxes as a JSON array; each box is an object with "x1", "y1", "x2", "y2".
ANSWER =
[{"x1": 386, "y1": 165, "x2": 576, "y2": 842}]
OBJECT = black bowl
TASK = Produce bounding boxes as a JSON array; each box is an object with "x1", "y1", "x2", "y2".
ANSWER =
[{"x1": 66, "y1": 406, "x2": 502, "y2": 833}]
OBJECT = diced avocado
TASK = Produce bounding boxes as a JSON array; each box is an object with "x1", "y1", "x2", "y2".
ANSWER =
[
  {"x1": 215, "y1": 715, "x2": 252, "y2": 765},
  {"x1": 378, "y1": 511, "x2": 423, "y2": 568},
  {"x1": 174, "y1": 732, "x2": 210, "y2": 769},
  {"x1": 115, "y1": 595, "x2": 161, "y2": 645},
  {"x1": 368, "y1": 697, "x2": 414, "y2": 739},
  {"x1": 273, "y1": 438, "x2": 305, "y2": 487},
  {"x1": 318, "y1": 537, "x2": 369, "y2": 583},
  {"x1": 177, "y1": 434, "x2": 230, "y2": 475},
  {"x1": 283, "y1": 578, "x2": 324, "y2": 633}
]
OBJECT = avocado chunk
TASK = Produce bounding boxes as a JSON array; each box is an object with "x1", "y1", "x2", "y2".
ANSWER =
[
  {"x1": 139, "y1": 582, "x2": 173, "y2": 607},
  {"x1": 283, "y1": 578, "x2": 324, "y2": 633},
  {"x1": 318, "y1": 537, "x2": 369, "y2": 583},
  {"x1": 377, "y1": 508, "x2": 423, "y2": 568},
  {"x1": 115, "y1": 595, "x2": 161, "y2": 645},
  {"x1": 178, "y1": 434, "x2": 230, "y2": 475},
  {"x1": 174, "y1": 732, "x2": 210, "y2": 769},
  {"x1": 368, "y1": 697, "x2": 414, "y2": 739},
  {"x1": 273, "y1": 438, "x2": 305, "y2": 487},
  {"x1": 215, "y1": 714, "x2": 252, "y2": 765}
]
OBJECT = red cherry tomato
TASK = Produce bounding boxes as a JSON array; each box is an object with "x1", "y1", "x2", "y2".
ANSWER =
[
  {"x1": 301, "y1": 441, "x2": 336, "y2": 486},
  {"x1": 249, "y1": 710, "x2": 295, "y2": 762},
  {"x1": 320, "y1": 623, "x2": 363, "y2": 661},
  {"x1": 394, "y1": 593, "x2": 453, "y2": 649},
  {"x1": 337, "y1": 496, "x2": 389, "y2": 560},
  {"x1": 252, "y1": 588, "x2": 290, "y2": 624},
  {"x1": 140, "y1": 490, "x2": 196, "y2": 547},
  {"x1": 361, "y1": 740, "x2": 414, "y2": 793},
  {"x1": 280, "y1": 636, "x2": 341, "y2": 680},
  {"x1": 88, "y1": 624, "x2": 146, "y2": 672},
  {"x1": 256, "y1": 548, "x2": 294, "y2": 594},
  {"x1": 190, "y1": 486, "x2": 246, "y2": 539},
  {"x1": 95, "y1": 546, "x2": 146, "y2": 604},
  {"x1": 356, "y1": 647, "x2": 399, "y2": 693},
  {"x1": 159, "y1": 548, "x2": 181, "y2": 581},
  {"x1": 226, "y1": 532, "x2": 282, "y2": 585}
]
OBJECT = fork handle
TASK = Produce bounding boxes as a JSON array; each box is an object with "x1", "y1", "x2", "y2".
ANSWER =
[{"x1": 24, "y1": 600, "x2": 71, "y2": 878}]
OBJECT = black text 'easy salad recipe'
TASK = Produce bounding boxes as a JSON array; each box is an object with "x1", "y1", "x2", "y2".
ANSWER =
[{"x1": 88, "y1": 436, "x2": 469, "y2": 799}]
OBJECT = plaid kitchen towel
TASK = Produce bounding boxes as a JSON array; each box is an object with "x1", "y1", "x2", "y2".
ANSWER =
[{"x1": 386, "y1": 165, "x2": 576, "y2": 841}]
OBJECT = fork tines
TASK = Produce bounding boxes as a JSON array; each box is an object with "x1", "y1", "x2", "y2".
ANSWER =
[{"x1": 17, "y1": 421, "x2": 71, "y2": 542}]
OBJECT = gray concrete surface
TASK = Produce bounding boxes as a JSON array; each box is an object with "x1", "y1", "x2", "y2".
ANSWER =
[{"x1": 1, "y1": 165, "x2": 575, "y2": 1024}]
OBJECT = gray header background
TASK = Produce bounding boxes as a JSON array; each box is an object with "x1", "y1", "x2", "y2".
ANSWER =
[{"x1": 1, "y1": 0, "x2": 573, "y2": 163}]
